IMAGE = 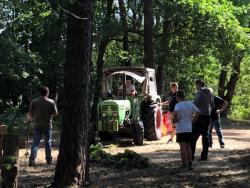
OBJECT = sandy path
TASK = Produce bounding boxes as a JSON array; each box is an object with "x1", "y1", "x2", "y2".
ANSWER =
[{"x1": 18, "y1": 125, "x2": 250, "y2": 187}]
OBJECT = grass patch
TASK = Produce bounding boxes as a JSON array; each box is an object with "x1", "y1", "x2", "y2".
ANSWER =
[
  {"x1": 90, "y1": 143, "x2": 149, "y2": 170},
  {"x1": 0, "y1": 156, "x2": 17, "y2": 166}
]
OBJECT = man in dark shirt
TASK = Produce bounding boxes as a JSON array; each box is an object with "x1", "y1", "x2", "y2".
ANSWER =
[
  {"x1": 27, "y1": 86, "x2": 58, "y2": 166},
  {"x1": 208, "y1": 95, "x2": 227, "y2": 148},
  {"x1": 167, "y1": 82, "x2": 178, "y2": 144},
  {"x1": 191, "y1": 79, "x2": 214, "y2": 161}
]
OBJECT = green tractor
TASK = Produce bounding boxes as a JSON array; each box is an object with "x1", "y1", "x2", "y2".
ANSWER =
[{"x1": 96, "y1": 67, "x2": 163, "y2": 145}]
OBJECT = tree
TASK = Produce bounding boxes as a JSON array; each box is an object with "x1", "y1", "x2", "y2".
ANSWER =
[
  {"x1": 53, "y1": 0, "x2": 94, "y2": 186},
  {"x1": 143, "y1": 0, "x2": 154, "y2": 68},
  {"x1": 118, "y1": 0, "x2": 130, "y2": 66},
  {"x1": 90, "y1": 0, "x2": 114, "y2": 123}
]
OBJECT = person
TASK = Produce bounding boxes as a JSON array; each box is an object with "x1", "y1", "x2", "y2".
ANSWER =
[
  {"x1": 208, "y1": 93, "x2": 228, "y2": 148},
  {"x1": 118, "y1": 76, "x2": 136, "y2": 96},
  {"x1": 173, "y1": 90, "x2": 200, "y2": 170},
  {"x1": 166, "y1": 82, "x2": 178, "y2": 144},
  {"x1": 27, "y1": 86, "x2": 58, "y2": 166},
  {"x1": 191, "y1": 79, "x2": 214, "y2": 161}
]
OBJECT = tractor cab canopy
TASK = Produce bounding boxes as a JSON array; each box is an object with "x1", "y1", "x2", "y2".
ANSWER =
[{"x1": 101, "y1": 67, "x2": 157, "y2": 99}]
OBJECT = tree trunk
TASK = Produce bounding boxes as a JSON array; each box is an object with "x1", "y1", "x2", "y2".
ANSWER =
[
  {"x1": 221, "y1": 56, "x2": 242, "y2": 117},
  {"x1": 53, "y1": 0, "x2": 93, "y2": 187},
  {"x1": 118, "y1": 0, "x2": 130, "y2": 66},
  {"x1": 218, "y1": 60, "x2": 228, "y2": 98},
  {"x1": 156, "y1": 18, "x2": 173, "y2": 95},
  {"x1": 143, "y1": 0, "x2": 154, "y2": 68},
  {"x1": 90, "y1": 40, "x2": 110, "y2": 122},
  {"x1": 91, "y1": 0, "x2": 114, "y2": 123}
]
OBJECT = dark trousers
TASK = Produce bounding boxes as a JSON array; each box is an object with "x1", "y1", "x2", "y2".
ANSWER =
[{"x1": 191, "y1": 115, "x2": 211, "y2": 160}]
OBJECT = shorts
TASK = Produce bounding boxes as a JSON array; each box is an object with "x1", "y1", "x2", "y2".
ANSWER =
[{"x1": 176, "y1": 132, "x2": 192, "y2": 143}]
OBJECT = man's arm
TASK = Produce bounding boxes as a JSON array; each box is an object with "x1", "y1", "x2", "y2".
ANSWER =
[
  {"x1": 193, "y1": 90, "x2": 201, "y2": 106},
  {"x1": 52, "y1": 102, "x2": 58, "y2": 116},
  {"x1": 193, "y1": 111, "x2": 201, "y2": 122},
  {"x1": 217, "y1": 100, "x2": 228, "y2": 114}
]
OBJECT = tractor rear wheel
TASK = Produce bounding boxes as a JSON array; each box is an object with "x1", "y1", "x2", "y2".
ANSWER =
[{"x1": 141, "y1": 100, "x2": 162, "y2": 141}]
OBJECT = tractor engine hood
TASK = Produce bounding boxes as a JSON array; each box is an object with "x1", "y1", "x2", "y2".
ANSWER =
[{"x1": 99, "y1": 99, "x2": 131, "y2": 112}]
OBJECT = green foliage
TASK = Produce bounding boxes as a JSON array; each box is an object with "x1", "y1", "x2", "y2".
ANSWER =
[
  {"x1": 0, "y1": 156, "x2": 17, "y2": 166},
  {"x1": 0, "y1": 108, "x2": 27, "y2": 135},
  {"x1": 230, "y1": 56, "x2": 250, "y2": 119},
  {"x1": 90, "y1": 144, "x2": 150, "y2": 170},
  {"x1": 90, "y1": 143, "x2": 108, "y2": 161},
  {"x1": 0, "y1": 0, "x2": 249, "y2": 119}
]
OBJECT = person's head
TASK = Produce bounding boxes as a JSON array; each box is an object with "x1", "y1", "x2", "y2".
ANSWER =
[
  {"x1": 195, "y1": 79, "x2": 205, "y2": 90},
  {"x1": 176, "y1": 90, "x2": 185, "y2": 101},
  {"x1": 40, "y1": 86, "x2": 49, "y2": 97},
  {"x1": 126, "y1": 76, "x2": 132, "y2": 85},
  {"x1": 170, "y1": 82, "x2": 178, "y2": 93},
  {"x1": 208, "y1": 87, "x2": 213, "y2": 94}
]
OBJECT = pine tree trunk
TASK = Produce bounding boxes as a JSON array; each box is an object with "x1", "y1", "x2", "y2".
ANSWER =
[
  {"x1": 91, "y1": 0, "x2": 114, "y2": 123},
  {"x1": 156, "y1": 18, "x2": 173, "y2": 95},
  {"x1": 218, "y1": 60, "x2": 228, "y2": 98},
  {"x1": 143, "y1": 0, "x2": 154, "y2": 68},
  {"x1": 53, "y1": 0, "x2": 93, "y2": 186},
  {"x1": 118, "y1": 0, "x2": 130, "y2": 66},
  {"x1": 221, "y1": 57, "x2": 242, "y2": 117}
]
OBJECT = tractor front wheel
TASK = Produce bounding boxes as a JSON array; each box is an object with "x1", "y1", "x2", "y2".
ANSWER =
[{"x1": 133, "y1": 121, "x2": 144, "y2": 145}]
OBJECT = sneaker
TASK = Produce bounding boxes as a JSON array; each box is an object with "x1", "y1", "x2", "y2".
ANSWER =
[
  {"x1": 220, "y1": 144, "x2": 225, "y2": 149},
  {"x1": 167, "y1": 139, "x2": 173, "y2": 144},
  {"x1": 29, "y1": 160, "x2": 35, "y2": 167}
]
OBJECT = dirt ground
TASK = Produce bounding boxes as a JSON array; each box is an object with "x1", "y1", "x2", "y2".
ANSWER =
[{"x1": 18, "y1": 123, "x2": 250, "y2": 188}]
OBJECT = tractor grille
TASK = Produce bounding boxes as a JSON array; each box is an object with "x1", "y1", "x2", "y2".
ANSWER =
[
  {"x1": 101, "y1": 104, "x2": 117, "y2": 112},
  {"x1": 110, "y1": 105, "x2": 118, "y2": 111},
  {"x1": 101, "y1": 105, "x2": 109, "y2": 111}
]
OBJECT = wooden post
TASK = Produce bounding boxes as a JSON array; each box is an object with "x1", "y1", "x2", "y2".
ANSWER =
[
  {"x1": 0, "y1": 125, "x2": 7, "y2": 156},
  {"x1": 3, "y1": 135, "x2": 19, "y2": 156}
]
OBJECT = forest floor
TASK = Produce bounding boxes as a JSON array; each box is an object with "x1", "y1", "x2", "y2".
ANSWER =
[{"x1": 18, "y1": 121, "x2": 250, "y2": 188}]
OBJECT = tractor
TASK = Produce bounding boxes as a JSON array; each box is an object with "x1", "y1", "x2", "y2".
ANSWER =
[{"x1": 96, "y1": 67, "x2": 163, "y2": 145}]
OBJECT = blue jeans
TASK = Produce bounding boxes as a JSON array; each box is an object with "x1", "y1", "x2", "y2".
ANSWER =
[
  {"x1": 208, "y1": 119, "x2": 225, "y2": 146},
  {"x1": 29, "y1": 128, "x2": 52, "y2": 162}
]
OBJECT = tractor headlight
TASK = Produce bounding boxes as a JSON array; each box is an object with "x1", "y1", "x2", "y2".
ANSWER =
[
  {"x1": 112, "y1": 112, "x2": 118, "y2": 117},
  {"x1": 102, "y1": 112, "x2": 107, "y2": 117}
]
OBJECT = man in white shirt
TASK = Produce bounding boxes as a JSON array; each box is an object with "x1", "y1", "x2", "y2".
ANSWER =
[{"x1": 118, "y1": 77, "x2": 136, "y2": 96}]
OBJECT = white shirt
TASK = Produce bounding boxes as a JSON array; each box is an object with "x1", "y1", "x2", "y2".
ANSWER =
[
  {"x1": 119, "y1": 84, "x2": 136, "y2": 95},
  {"x1": 174, "y1": 101, "x2": 200, "y2": 133}
]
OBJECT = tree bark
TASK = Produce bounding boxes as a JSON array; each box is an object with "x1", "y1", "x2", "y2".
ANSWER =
[
  {"x1": 118, "y1": 0, "x2": 129, "y2": 57},
  {"x1": 91, "y1": 0, "x2": 113, "y2": 123},
  {"x1": 53, "y1": 0, "x2": 93, "y2": 186},
  {"x1": 221, "y1": 56, "x2": 242, "y2": 117},
  {"x1": 218, "y1": 60, "x2": 228, "y2": 98},
  {"x1": 143, "y1": 0, "x2": 154, "y2": 68},
  {"x1": 156, "y1": 18, "x2": 173, "y2": 95}
]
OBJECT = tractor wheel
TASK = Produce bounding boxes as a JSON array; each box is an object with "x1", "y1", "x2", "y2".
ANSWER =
[
  {"x1": 99, "y1": 131, "x2": 116, "y2": 141},
  {"x1": 141, "y1": 100, "x2": 162, "y2": 141},
  {"x1": 133, "y1": 121, "x2": 144, "y2": 145}
]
